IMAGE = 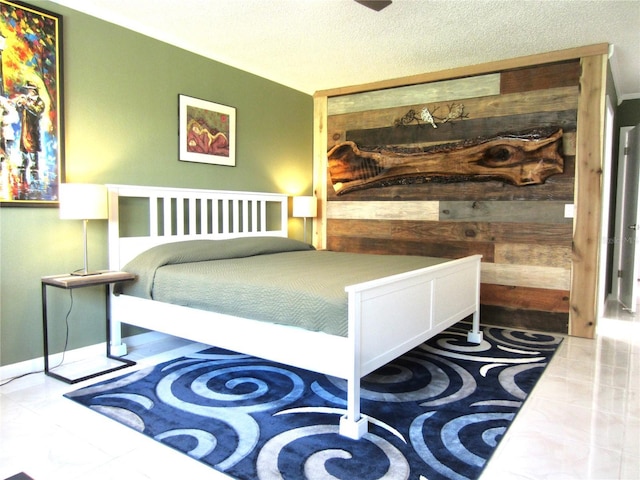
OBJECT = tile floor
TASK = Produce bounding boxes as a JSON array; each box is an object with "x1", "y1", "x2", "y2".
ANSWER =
[
  {"x1": 1, "y1": 301, "x2": 638, "y2": 480},
  {"x1": 480, "y1": 300, "x2": 639, "y2": 480}
]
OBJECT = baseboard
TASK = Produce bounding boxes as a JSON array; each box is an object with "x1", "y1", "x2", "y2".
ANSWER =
[{"x1": 0, "y1": 331, "x2": 168, "y2": 382}]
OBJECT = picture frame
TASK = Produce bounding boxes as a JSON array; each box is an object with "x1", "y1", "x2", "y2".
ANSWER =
[
  {"x1": 179, "y1": 94, "x2": 236, "y2": 166},
  {"x1": 0, "y1": 0, "x2": 64, "y2": 206}
]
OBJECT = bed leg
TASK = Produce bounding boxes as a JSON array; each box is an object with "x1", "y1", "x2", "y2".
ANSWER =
[
  {"x1": 108, "y1": 289, "x2": 128, "y2": 357},
  {"x1": 340, "y1": 415, "x2": 368, "y2": 440},
  {"x1": 340, "y1": 374, "x2": 368, "y2": 439},
  {"x1": 110, "y1": 342, "x2": 128, "y2": 357},
  {"x1": 467, "y1": 310, "x2": 483, "y2": 344}
]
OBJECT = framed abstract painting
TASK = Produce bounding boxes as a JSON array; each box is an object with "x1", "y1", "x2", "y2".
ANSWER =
[
  {"x1": 0, "y1": 0, "x2": 64, "y2": 206},
  {"x1": 178, "y1": 94, "x2": 236, "y2": 166}
]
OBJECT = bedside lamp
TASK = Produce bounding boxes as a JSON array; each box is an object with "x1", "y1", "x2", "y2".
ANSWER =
[
  {"x1": 59, "y1": 183, "x2": 108, "y2": 276},
  {"x1": 293, "y1": 195, "x2": 317, "y2": 244}
]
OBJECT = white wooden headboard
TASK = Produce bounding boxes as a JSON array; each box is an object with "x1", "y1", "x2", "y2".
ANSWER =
[{"x1": 107, "y1": 185, "x2": 289, "y2": 269}]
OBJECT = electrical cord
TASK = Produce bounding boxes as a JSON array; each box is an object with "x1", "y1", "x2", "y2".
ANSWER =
[
  {"x1": 0, "y1": 289, "x2": 73, "y2": 387},
  {"x1": 51, "y1": 288, "x2": 73, "y2": 370}
]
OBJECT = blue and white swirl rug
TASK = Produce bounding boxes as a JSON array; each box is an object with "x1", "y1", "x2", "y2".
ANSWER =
[{"x1": 65, "y1": 323, "x2": 562, "y2": 479}]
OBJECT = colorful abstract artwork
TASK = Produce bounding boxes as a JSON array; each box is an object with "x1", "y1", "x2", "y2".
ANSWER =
[{"x1": 0, "y1": 0, "x2": 63, "y2": 205}]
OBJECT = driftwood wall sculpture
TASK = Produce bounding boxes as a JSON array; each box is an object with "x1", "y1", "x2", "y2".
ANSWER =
[{"x1": 328, "y1": 128, "x2": 564, "y2": 195}]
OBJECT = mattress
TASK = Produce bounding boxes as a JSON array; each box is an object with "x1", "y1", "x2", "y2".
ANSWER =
[{"x1": 117, "y1": 237, "x2": 448, "y2": 336}]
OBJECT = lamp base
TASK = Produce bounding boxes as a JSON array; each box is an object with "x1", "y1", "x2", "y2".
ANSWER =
[
  {"x1": 70, "y1": 270, "x2": 104, "y2": 277},
  {"x1": 70, "y1": 219, "x2": 104, "y2": 277}
]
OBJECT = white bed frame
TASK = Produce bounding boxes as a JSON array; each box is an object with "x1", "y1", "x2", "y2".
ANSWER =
[{"x1": 107, "y1": 184, "x2": 483, "y2": 439}]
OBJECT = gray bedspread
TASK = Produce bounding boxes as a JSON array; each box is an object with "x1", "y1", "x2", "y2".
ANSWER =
[{"x1": 118, "y1": 237, "x2": 447, "y2": 336}]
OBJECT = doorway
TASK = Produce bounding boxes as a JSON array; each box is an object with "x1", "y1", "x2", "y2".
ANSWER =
[{"x1": 611, "y1": 124, "x2": 640, "y2": 312}]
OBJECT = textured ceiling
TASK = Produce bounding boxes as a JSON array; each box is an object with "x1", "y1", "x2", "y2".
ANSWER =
[{"x1": 52, "y1": 0, "x2": 640, "y2": 99}]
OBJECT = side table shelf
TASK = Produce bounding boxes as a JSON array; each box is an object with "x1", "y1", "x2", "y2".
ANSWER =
[{"x1": 41, "y1": 270, "x2": 137, "y2": 384}]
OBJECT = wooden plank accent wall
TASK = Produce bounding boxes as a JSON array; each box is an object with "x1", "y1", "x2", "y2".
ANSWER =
[
  {"x1": 328, "y1": 74, "x2": 501, "y2": 115},
  {"x1": 313, "y1": 45, "x2": 610, "y2": 337}
]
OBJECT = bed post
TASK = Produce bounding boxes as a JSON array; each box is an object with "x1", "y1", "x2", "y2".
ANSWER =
[
  {"x1": 467, "y1": 256, "x2": 484, "y2": 344},
  {"x1": 107, "y1": 186, "x2": 128, "y2": 357},
  {"x1": 339, "y1": 290, "x2": 368, "y2": 439},
  {"x1": 109, "y1": 287, "x2": 127, "y2": 356}
]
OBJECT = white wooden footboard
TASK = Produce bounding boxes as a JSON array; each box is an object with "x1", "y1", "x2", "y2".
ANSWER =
[{"x1": 339, "y1": 254, "x2": 482, "y2": 438}]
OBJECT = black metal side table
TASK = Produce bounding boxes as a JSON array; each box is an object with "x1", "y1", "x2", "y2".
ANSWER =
[{"x1": 41, "y1": 270, "x2": 137, "y2": 384}]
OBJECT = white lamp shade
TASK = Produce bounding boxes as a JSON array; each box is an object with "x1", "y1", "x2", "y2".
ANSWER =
[
  {"x1": 59, "y1": 183, "x2": 108, "y2": 220},
  {"x1": 293, "y1": 196, "x2": 317, "y2": 218}
]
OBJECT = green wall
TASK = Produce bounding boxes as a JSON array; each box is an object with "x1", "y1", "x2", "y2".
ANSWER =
[
  {"x1": 0, "y1": 2, "x2": 313, "y2": 367},
  {"x1": 618, "y1": 99, "x2": 640, "y2": 127}
]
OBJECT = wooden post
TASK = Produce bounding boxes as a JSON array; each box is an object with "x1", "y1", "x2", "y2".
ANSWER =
[
  {"x1": 570, "y1": 53, "x2": 607, "y2": 338},
  {"x1": 313, "y1": 95, "x2": 328, "y2": 249}
]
